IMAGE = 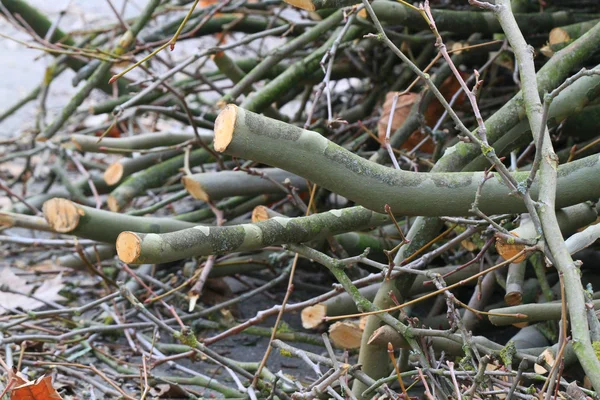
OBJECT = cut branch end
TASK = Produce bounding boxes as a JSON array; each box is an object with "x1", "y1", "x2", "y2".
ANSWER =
[
  {"x1": 252, "y1": 206, "x2": 270, "y2": 223},
  {"x1": 182, "y1": 176, "x2": 209, "y2": 201},
  {"x1": 301, "y1": 304, "x2": 326, "y2": 329},
  {"x1": 329, "y1": 321, "x2": 363, "y2": 349},
  {"x1": 283, "y1": 0, "x2": 316, "y2": 11},
  {"x1": 214, "y1": 104, "x2": 237, "y2": 153},
  {"x1": 107, "y1": 196, "x2": 121, "y2": 213},
  {"x1": 504, "y1": 292, "x2": 523, "y2": 306},
  {"x1": 43, "y1": 198, "x2": 82, "y2": 233},
  {"x1": 116, "y1": 231, "x2": 142, "y2": 264},
  {"x1": 104, "y1": 162, "x2": 124, "y2": 186}
]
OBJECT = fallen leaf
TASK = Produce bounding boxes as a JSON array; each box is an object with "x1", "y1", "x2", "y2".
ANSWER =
[
  {"x1": 0, "y1": 268, "x2": 65, "y2": 315},
  {"x1": 377, "y1": 74, "x2": 467, "y2": 154},
  {"x1": 377, "y1": 92, "x2": 419, "y2": 145},
  {"x1": 11, "y1": 375, "x2": 63, "y2": 400},
  {"x1": 495, "y1": 233, "x2": 527, "y2": 263},
  {"x1": 149, "y1": 383, "x2": 189, "y2": 398}
]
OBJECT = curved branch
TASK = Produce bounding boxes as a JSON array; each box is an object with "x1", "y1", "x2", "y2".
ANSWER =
[{"x1": 214, "y1": 105, "x2": 600, "y2": 217}]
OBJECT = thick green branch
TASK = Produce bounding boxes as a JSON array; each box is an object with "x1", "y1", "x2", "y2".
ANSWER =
[
  {"x1": 71, "y1": 132, "x2": 208, "y2": 154},
  {"x1": 215, "y1": 105, "x2": 600, "y2": 217},
  {"x1": 182, "y1": 168, "x2": 308, "y2": 202},
  {"x1": 107, "y1": 148, "x2": 210, "y2": 212},
  {"x1": 43, "y1": 198, "x2": 195, "y2": 243},
  {"x1": 116, "y1": 206, "x2": 389, "y2": 264},
  {"x1": 367, "y1": 0, "x2": 574, "y2": 36},
  {"x1": 494, "y1": 0, "x2": 600, "y2": 389}
]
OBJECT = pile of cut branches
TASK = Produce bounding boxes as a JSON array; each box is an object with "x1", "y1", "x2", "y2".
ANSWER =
[{"x1": 1, "y1": 0, "x2": 600, "y2": 398}]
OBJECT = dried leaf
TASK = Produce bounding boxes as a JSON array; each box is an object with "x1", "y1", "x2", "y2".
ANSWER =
[
  {"x1": 149, "y1": 383, "x2": 188, "y2": 398},
  {"x1": 495, "y1": 233, "x2": 527, "y2": 263},
  {"x1": 377, "y1": 92, "x2": 419, "y2": 144},
  {"x1": 11, "y1": 375, "x2": 63, "y2": 400},
  {"x1": 377, "y1": 74, "x2": 467, "y2": 154},
  {"x1": 0, "y1": 268, "x2": 65, "y2": 315}
]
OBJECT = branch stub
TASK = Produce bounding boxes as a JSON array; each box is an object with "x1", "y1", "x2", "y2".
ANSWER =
[
  {"x1": 214, "y1": 104, "x2": 238, "y2": 153},
  {"x1": 116, "y1": 231, "x2": 142, "y2": 264}
]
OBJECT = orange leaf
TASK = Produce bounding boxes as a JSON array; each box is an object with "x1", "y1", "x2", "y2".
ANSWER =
[
  {"x1": 495, "y1": 232, "x2": 527, "y2": 263},
  {"x1": 377, "y1": 73, "x2": 469, "y2": 155},
  {"x1": 377, "y1": 92, "x2": 419, "y2": 143},
  {"x1": 11, "y1": 375, "x2": 63, "y2": 400},
  {"x1": 378, "y1": 92, "x2": 437, "y2": 154},
  {"x1": 95, "y1": 125, "x2": 121, "y2": 138}
]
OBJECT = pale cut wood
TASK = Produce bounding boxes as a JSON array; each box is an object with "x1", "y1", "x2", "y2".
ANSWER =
[
  {"x1": 107, "y1": 196, "x2": 120, "y2": 213},
  {"x1": 359, "y1": 316, "x2": 367, "y2": 330},
  {"x1": 504, "y1": 292, "x2": 523, "y2": 306},
  {"x1": 283, "y1": 0, "x2": 316, "y2": 11},
  {"x1": 329, "y1": 321, "x2": 363, "y2": 349},
  {"x1": 549, "y1": 27, "x2": 570, "y2": 45},
  {"x1": 116, "y1": 231, "x2": 141, "y2": 264},
  {"x1": 104, "y1": 162, "x2": 124, "y2": 186},
  {"x1": 214, "y1": 104, "x2": 237, "y2": 153},
  {"x1": 534, "y1": 348, "x2": 554, "y2": 375},
  {"x1": 43, "y1": 198, "x2": 83, "y2": 233},
  {"x1": 301, "y1": 304, "x2": 326, "y2": 329},
  {"x1": 181, "y1": 176, "x2": 209, "y2": 202},
  {"x1": 252, "y1": 206, "x2": 270, "y2": 223}
]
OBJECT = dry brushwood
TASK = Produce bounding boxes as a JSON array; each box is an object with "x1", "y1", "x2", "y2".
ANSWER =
[{"x1": 1, "y1": 0, "x2": 600, "y2": 399}]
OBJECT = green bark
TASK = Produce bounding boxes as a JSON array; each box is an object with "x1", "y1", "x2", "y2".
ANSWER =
[
  {"x1": 464, "y1": 67, "x2": 600, "y2": 171},
  {"x1": 437, "y1": 21, "x2": 600, "y2": 174},
  {"x1": 71, "y1": 132, "x2": 206, "y2": 154},
  {"x1": 489, "y1": 300, "x2": 600, "y2": 326},
  {"x1": 356, "y1": 21, "x2": 600, "y2": 392},
  {"x1": 117, "y1": 206, "x2": 389, "y2": 264},
  {"x1": 108, "y1": 148, "x2": 211, "y2": 212},
  {"x1": 217, "y1": 106, "x2": 600, "y2": 216},
  {"x1": 43, "y1": 198, "x2": 195, "y2": 243},
  {"x1": 369, "y1": 0, "x2": 575, "y2": 36},
  {"x1": 222, "y1": 9, "x2": 345, "y2": 104},
  {"x1": 182, "y1": 168, "x2": 308, "y2": 202}
]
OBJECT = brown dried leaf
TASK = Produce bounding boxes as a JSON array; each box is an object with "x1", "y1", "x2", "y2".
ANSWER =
[
  {"x1": 11, "y1": 375, "x2": 63, "y2": 400},
  {"x1": 495, "y1": 233, "x2": 527, "y2": 263},
  {"x1": 377, "y1": 92, "x2": 419, "y2": 144},
  {"x1": 149, "y1": 383, "x2": 189, "y2": 398},
  {"x1": 377, "y1": 74, "x2": 467, "y2": 154}
]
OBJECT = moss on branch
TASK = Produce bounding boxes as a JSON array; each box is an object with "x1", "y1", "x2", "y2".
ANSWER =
[{"x1": 116, "y1": 206, "x2": 389, "y2": 264}]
